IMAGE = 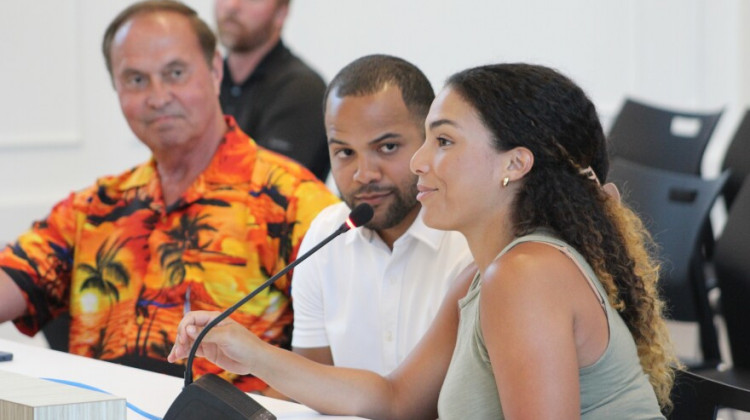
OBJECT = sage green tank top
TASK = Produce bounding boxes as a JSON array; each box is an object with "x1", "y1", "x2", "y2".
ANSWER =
[{"x1": 437, "y1": 232, "x2": 664, "y2": 419}]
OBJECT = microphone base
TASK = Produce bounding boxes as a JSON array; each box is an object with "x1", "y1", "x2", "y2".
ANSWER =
[{"x1": 163, "y1": 373, "x2": 276, "y2": 420}]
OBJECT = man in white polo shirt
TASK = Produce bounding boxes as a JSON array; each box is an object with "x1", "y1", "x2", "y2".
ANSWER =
[{"x1": 291, "y1": 55, "x2": 473, "y2": 375}]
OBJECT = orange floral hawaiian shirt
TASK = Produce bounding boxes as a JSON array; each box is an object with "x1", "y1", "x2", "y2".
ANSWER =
[{"x1": 0, "y1": 117, "x2": 339, "y2": 391}]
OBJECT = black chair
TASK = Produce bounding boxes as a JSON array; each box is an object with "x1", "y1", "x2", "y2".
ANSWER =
[
  {"x1": 714, "y1": 181, "x2": 750, "y2": 370},
  {"x1": 721, "y1": 109, "x2": 750, "y2": 209},
  {"x1": 670, "y1": 182, "x2": 750, "y2": 419},
  {"x1": 608, "y1": 98, "x2": 723, "y2": 175},
  {"x1": 669, "y1": 369, "x2": 750, "y2": 419},
  {"x1": 42, "y1": 312, "x2": 70, "y2": 352},
  {"x1": 608, "y1": 158, "x2": 729, "y2": 367}
]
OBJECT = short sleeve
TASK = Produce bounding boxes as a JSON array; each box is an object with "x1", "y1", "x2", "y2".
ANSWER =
[{"x1": 0, "y1": 191, "x2": 83, "y2": 335}]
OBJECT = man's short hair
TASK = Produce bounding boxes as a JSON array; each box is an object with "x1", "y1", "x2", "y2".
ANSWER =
[
  {"x1": 102, "y1": 0, "x2": 217, "y2": 78},
  {"x1": 324, "y1": 55, "x2": 435, "y2": 125}
]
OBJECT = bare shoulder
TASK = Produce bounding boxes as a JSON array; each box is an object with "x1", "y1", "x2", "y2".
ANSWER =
[{"x1": 481, "y1": 241, "x2": 584, "y2": 307}]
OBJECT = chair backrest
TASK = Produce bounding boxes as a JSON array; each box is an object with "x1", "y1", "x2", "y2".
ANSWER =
[
  {"x1": 715, "y1": 181, "x2": 750, "y2": 369},
  {"x1": 721, "y1": 109, "x2": 750, "y2": 209},
  {"x1": 42, "y1": 312, "x2": 70, "y2": 352},
  {"x1": 609, "y1": 158, "x2": 729, "y2": 321},
  {"x1": 608, "y1": 98, "x2": 723, "y2": 175},
  {"x1": 669, "y1": 369, "x2": 750, "y2": 419},
  {"x1": 608, "y1": 159, "x2": 729, "y2": 365}
]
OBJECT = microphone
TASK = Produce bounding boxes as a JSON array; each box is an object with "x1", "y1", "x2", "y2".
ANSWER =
[{"x1": 163, "y1": 203, "x2": 373, "y2": 420}]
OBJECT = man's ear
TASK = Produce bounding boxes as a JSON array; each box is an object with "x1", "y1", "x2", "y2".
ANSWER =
[
  {"x1": 211, "y1": 50, "x2": 223, "y2": 95},
  {"x1": 505, "y1": 147, "x2": 534, "y2": 182},
  {"x1": 274, "y1": 3, "x2": 289, "y2": 28}
]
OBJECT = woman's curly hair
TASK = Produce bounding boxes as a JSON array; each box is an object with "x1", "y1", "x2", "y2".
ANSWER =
[{"x1": 447, "y1": 63, "x2": 680, "y2": 410}]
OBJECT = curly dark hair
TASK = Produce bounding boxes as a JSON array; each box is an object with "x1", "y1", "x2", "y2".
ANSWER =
[{"x1": 447, "y1": 63, "x2": 679, "y2": 410}]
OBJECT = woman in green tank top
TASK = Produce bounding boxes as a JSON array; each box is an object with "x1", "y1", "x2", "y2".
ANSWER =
[{"x1": 169, "y1": 62, "x2": 680, "y2": 419}]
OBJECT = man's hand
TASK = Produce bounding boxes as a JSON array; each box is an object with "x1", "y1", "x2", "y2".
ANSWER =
[{"x1": 0, "y1": 270, "x2": 27, "y2": 322}]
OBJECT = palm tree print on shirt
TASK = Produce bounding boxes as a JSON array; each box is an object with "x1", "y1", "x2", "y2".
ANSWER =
[
  {"x1": 158, "y1": 213, "x2": 217, "y2": 286},
  {"x1": 77, "y1": 237, "x2": 131, "y2": 358},
  {"x1": 135, "y1": 212, "x2": 244, "y2": 355}
]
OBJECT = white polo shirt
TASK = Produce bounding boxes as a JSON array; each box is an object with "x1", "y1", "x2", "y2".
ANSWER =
[{"x1": 291, "y1": 202, "x2": 473, "y2": 375}]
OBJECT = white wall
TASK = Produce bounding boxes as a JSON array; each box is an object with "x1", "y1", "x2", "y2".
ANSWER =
[{"x1": 0, "y1": 0, "x2": 746, "y2": 241}]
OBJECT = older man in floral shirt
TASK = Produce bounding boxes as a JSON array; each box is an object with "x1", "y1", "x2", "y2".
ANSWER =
[{"x1": 0, "y1": 1, "x2": 337, "y2": 393}]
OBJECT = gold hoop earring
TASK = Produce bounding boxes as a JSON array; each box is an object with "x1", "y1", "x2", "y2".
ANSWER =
[{"x1": 502, "y1": 177, "x2": 510, "y2": 187}]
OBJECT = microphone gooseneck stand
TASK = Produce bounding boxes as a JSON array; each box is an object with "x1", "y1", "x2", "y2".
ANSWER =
[{"x1": 163, "y1": 203, "x2": 373, "y2": 420}]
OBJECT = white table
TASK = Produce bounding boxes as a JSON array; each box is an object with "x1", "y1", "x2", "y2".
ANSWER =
[{"x1": 0, "y1": 338, "x2": 363, "y2": 420}]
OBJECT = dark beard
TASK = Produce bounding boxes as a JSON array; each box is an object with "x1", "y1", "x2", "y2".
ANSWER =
[
  {"x1": 217, "y1": 20, "x2": 275, "y2": 53},
  {"x1": 343, "y1": 181, "x2": 419, "y2": 231}
]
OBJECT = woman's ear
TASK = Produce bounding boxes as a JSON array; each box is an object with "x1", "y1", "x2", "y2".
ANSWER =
[{"x1": 505, "y1": 147, "x2": 534, "y2": 182}]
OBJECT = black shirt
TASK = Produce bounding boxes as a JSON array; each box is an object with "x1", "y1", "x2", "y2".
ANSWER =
[{"x1": 220, "y1": 41, "x2": 330, "y2": 180}]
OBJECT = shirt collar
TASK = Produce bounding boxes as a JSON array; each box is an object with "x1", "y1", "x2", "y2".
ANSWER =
[
  {"x1": 118, "y1": 116, "x2": 257, "y2": 195},
  {"x1": 345, "y1": 207, "x2": 446, "y2": 251},
  {"x1": 224, "y1": 40, "x2": 287, "y2": 86}
]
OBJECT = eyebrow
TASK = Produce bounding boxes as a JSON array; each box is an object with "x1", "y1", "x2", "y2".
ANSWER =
[
  {"x1": 119, "y1": 68, "x2": 143, "y2": 78},
  {"x1": 328, "y1": 132, "x2": 401, "y2": 146},
  {"x1": 118, "y1": 59, "x2": 188, "y2": 77},
  {"x1": 428, "y1": 119, "x2": 460, "y2": 130},
  {"x1": 164, "y1": 59, "x2": 188, "y2": 69}
]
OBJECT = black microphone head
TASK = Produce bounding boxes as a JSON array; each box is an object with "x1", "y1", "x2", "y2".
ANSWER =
[{"x1": 346, "y1": 203, "x2": 374, "y2": 228}]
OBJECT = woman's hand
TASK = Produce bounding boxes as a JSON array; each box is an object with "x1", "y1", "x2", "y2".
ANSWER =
[{"x1": 167, "y1": 310, "x2": 261, "y2": 375}]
